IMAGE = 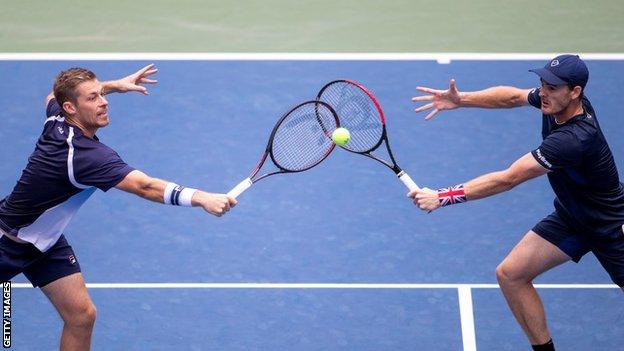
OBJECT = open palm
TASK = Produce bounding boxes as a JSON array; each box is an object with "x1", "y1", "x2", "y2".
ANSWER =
[{"x1": 412, "y1": 79, "x2": 461, "y2": 120}]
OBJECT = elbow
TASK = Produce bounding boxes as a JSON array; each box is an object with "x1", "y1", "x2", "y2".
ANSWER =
[
  {"x1": 506, "y1": 94, "x2": 524, "y2": 108},
  {"x1": 136, "y1": 176, "x2": 158, "y2": 199},
  {"x1": 501, "y1": 87, "x2": 527, "y2": 108},
  {"x1": 499, "y1": 171, "x2": 522, "y2": 191}
]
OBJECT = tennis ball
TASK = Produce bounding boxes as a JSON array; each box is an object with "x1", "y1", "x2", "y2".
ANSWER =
[{"x1": 331, "y1": 127, "x2": 351, "y2": 145}]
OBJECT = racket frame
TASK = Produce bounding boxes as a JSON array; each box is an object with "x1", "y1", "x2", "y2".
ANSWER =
[
  {"x1": 228, "y1": 100, "x2": 339, "y2": 198},
  {"x1": 317, "y1": 79, "x2": 420, "y2": 191}
]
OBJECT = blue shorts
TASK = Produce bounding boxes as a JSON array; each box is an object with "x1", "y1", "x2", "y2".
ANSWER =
[
  {"x1": 0, "y1": 234, "x2": 81, "y2": 287},
  {"x1": 533, "y1": 211, "x2": 624, "y2": 286}
]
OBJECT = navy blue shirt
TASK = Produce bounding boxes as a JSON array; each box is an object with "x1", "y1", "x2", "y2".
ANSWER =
[
  {"x1": 0, "y1": 99, "x2": 134, "y2": 251},
  {"x1": 528, "y1": 88, "x2": 624, "y2": 235}
]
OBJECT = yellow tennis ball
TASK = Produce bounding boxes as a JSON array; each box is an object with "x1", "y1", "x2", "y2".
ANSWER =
[{"x1": 331, "y1": 127, "x2": 351, "y2": 145}]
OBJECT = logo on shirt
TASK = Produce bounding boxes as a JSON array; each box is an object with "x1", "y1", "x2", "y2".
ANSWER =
[
  {"x1": 550, "y1": 59, "x2": 559, "y2": 67},
  {"x1": 68, "y1": 255, "x2": 76, "y2": 265},
  {"x1": 535, "y1": 149, "x2": 553, "y2": 169},
  {"x1": 57, "y1": 126, "x2": 65, "y2": 135}
]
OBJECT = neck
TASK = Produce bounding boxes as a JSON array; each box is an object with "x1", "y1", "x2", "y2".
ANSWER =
[
  {"x1": 553, "y1": 99, "x2": 583, "y2": 124},
  {"x1": 65, "y1": 116, "x2": 97, "y2": 138}
]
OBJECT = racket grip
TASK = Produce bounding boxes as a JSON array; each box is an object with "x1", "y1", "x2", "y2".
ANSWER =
[
  {"x1": 227, "y1": 178, "x2": 253, "y2": 199},
  {"x1": 398, "y1": 171, "x2": 420, "y2": 192}
]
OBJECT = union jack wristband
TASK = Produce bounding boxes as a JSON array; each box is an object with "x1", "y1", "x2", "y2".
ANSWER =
[{"x1": 437, "y1": 184, "x2": 467, "y2": 207}]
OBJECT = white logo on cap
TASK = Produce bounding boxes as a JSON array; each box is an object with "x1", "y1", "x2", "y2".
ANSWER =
[{"x1": 550, "y1": 60, "x2": 559, "y2": 67}]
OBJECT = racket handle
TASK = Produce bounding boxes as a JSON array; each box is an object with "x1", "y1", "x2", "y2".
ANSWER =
[
  {"x1": 398, "y1": 171, "x2": 420, "y2": 192},
  {"x1": 227, "y1": 178, "x2": 253, "y2": 199}
]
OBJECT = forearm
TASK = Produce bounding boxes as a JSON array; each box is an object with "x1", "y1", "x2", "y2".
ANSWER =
[
  {"x1": 459, "y1": 86, "x2": 529, "y2": 109},
  {"x1": 116, "y1": 170, "x2": 234, "y2": 216},
  {"x1": 463, "y1": 171, "x2": 516, "y2": 201},
  {"x1": 133, "y1": 177, "x2": 170, "y2": 203}
]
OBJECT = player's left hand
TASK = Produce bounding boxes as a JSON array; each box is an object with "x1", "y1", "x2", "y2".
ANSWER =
[
  {"x1": 408, "y1": 187, "x2": 440, "y2": 212},
  {"x1": 114, "y1": 64, "x2": 158, "y2": 95}
]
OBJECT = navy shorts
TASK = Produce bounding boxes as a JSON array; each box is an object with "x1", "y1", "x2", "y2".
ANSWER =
[
  {"x1": 533, "y1": 211, "x2": 624, "y2": 286},
  {"x1": 0, "y1": 234, "x2": 81, "y2": 287}
]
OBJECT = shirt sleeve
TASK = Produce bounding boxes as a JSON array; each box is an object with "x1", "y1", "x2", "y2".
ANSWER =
[
  {"x1": 527, "y1": 87, "x2": 541, "y2": 109},
  {"x1": 531, "y1": 130, "x2": 582, "y2": 171},
  {"x1": 73, "y1": 144, "x2": 135, "y2": 192},
  {"x1": 46, "y1": 98, "x2": 63, "y2": 118}
]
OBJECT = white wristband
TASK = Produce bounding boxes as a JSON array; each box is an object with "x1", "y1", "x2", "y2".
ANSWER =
[
  {"x1": 163, "y1": 182, "x2": 197, "y2": 207},
  {"x1": 163, "y1": 183, "x2": 178, "y2": 204},
  {"x1": 178, "y1": 187, "x2": 197, "y2": 207}
]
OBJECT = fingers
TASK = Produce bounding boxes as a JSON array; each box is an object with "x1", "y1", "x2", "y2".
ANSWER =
[
  {"x1": 140, "y1": 69, "x2": 158, "y2": 79},
  {"x1": 424, "y1": 109, "x2": 439, "y2": 120},
  {"x1": 411, "y1": 95, "x2": 433, "y2": 102},
  {"x1": 416, "y1": 86, "x2": 443, "y2": 95},
  {"x1": 136, "y1": 64, "x2": 156, "y2": 76},
  {"x1": 449, "y1": 78, "x2": 457, "y2": 92},
  {"x1": 414, "y1": 102, "x2": 434, "y2": 112},
  {"x1": 122, "y1": 85, "x2": 148, "y2": 95},
  {"x1": 407, "y1": 187, "x2": 425, "y2": 198},
  {"x1": 139, "y1": 78, "x2": 158, "y2": 84},
  {"x1": 132, "y1": 64, "x2": 158, "y2": 86},
  {"x1": 210, "y1": 195, "x2": 236, "y2": 217},
  {"x1": 406, "y1": 187, "x2": 440, "y2": 212}
]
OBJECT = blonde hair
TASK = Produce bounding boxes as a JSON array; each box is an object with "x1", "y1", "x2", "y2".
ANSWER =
[{"x1": 53, "y1": 68, "x2": 97, "y2": 115}]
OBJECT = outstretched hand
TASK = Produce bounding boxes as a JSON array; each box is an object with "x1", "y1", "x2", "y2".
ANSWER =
[
  {"x1": 412, "y1": 79, "x2": 461, "y2": 120},
  {"x1": 112, "y1": 64, "x2": 158, "y2": 95}
]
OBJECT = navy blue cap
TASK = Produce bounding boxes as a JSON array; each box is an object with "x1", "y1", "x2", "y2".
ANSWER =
[{"x1": 529, "y1": 54, "x2": 589, "y2": 90}]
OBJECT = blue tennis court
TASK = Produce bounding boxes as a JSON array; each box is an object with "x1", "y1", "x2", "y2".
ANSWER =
[{"x1": 1, "y1": 57, "x2": 623, "y2": 350}]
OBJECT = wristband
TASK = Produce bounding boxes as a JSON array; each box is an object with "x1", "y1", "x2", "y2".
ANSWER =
[
  {"x1": 437, "y1": 184, "x2": 467, "y2": 207},
  {"x1": 164, "y1": 183, "x2": 197, "y2": 207}
]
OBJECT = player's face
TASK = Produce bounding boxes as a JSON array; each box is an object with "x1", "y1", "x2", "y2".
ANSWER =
[
  {"x1": 72, "y1": 79, "x2": 109, "y2": 129},
  {"x1": 538, "y1": 80, "x2": 575, "y2": 115}
]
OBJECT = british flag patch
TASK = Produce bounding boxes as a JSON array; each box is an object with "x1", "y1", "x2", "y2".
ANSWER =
[{"x1": 437, "y1": 184, "x2": 467, "y2": 207}]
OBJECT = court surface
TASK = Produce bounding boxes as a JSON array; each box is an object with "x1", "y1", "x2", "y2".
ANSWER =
[{"x1": 1, "y1": 56, "x2": 623, "y2": 350}]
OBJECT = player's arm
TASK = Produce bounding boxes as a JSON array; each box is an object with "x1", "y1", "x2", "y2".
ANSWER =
[
  {"x1": 412, "y1": 79, "x2": 533, "y2": 120},
  {"x1": 409, "y1": 152, "x2": 548, "y2": 212},
  {"x1": 115, "y1": 170, "x2": 237, "y2": 217},
  {"x1": 44, "y1": 64, "x2": 158, "y2": 108}
]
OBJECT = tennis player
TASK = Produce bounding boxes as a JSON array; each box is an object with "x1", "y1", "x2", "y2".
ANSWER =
[
  {"x1": 0, "y1": 65, "x2": 236, "y2": 350},
  {"x1": 410, "y1": 54, "x2": 624, "y2": 351}
]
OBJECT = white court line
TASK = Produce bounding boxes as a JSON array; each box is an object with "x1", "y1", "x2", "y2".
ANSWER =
[
  {"x1": 11, "y1": 282, "x2": 617, "y2": 351},
  {"x1": 0, "y1": 53, "x2": 624, "y2": 62},
  {"x1": 9, "y1": 283, "x2": 619, "y2": 288},
  {"x1": 458, "y1": 286, "x2": 477, "y2": 351}
]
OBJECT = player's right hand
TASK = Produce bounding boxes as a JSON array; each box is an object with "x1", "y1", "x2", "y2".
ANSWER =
[
  {"x1": 412, "y1": 79, "x2": 461, "y2": 120},
  {"x1": 194, "y1": 192, "x2": 237, "y2": 217},
  {"x1": 408, "y1": 187, "x2": 440, "y2": 212}
]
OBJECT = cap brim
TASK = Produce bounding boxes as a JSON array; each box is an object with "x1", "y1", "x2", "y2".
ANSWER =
[{"x1": 529, "y1": 68, "x2": 567, "y2": 86}]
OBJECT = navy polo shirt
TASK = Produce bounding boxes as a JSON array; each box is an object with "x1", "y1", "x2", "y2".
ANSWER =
[
  {"x1": 528, "y1": 88, "x2": 624, "y2": 235},
  {"x1": 0, "y1": 99, "x2": 134, "y2": 251}
]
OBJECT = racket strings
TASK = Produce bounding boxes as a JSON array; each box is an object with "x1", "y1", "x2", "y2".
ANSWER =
[
  {"x1": 319, "y1": 82, "x2": 383, "y2": 153},
  {"x1": 271, "y1": 102, "x2": 338, "y2": 172}
]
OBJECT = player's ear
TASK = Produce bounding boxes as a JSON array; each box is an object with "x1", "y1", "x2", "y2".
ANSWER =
[
  {"x1": 62, "y1": 100, "x2": 77, "y2": 115},
  {"x1": 570, "y1": 86, "x2": 583, "y2": 100}
]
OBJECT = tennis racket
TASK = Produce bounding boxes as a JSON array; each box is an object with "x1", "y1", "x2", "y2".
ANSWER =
[
  {"x1": 227, "y1": 100, "x2": 340, "y2": 198},
  {"x1": 317, "y1": 79, "x2": 420, "y2": 192}
]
